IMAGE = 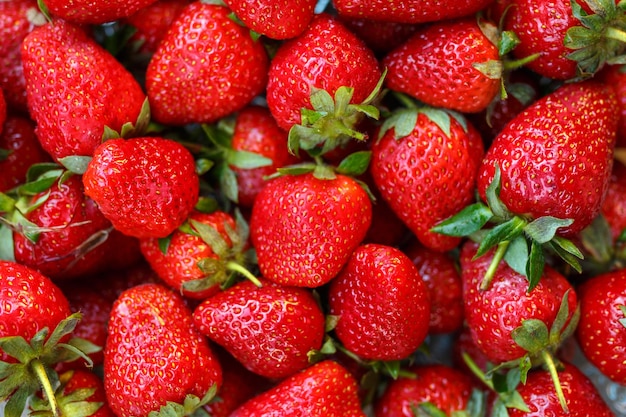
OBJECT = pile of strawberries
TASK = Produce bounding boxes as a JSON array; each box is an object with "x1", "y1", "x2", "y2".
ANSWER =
[{"x1": 2, "y1": 0, "x2": 626, "y2": 416}]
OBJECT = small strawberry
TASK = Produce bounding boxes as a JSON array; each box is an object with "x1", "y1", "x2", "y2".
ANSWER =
[
  {"x1": 103, "y1": 283, "x2": 222, "y2": 417},
  {"x1": 146, "y1": 2, "x2": 268, "y2": 126},
  {"x1": 224, "y1": 0, "x2": 317, "y2": 40},
  {"x1": 374, "y1": 364, "x2": 477, "y2": 417},
  {"x1": 382, "y1": 16, "x2": 501, "y2": 113},
  {"x1": 250, "y1": 170, "x2": 372, "y2": 287},
  {"x1": 576, "y1": 268, "x2": 626, "y2": 385},
  {"x1": 43, "y1": 0, "x2": 160, "y2": 24},
  {"x1": 193, "y1": 278, "x2": 325, "y2": 379},
  {"x1": 82, "y1": 136, "x2": 199, "y2": 239},
  {"x1": 229, "y1": 360, "x2": 366, "y2": 417},
  {"x1": 21, "y1": 20, "x2": 146, "y2": 160},
  {"x1": 328, "y1": 243, "x2": 430, "y2": 361}
]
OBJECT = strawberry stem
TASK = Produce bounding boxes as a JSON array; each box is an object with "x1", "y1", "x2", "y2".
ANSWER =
[
  {"x1": 225, "y1": 261, "x2": 262, "y2": 287},
  {"x1": 480, "y1": 240, "x2": 510, "y2": 290},
  {"x1": 540, "y1": 350, "x2": 568, "y2": 413},
  {"x1": 30, "y1": 358, "x2": 59, "y2": 417},
  {"x1": 503, "y1": 53, "x2": 541, "y2": 71},
  {"x1": 605, "y1": 26, "x2": 626, "y2": 43}
]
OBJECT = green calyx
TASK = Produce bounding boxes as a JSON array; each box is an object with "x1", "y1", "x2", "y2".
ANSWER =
[
  {"x1": 431, "y1": 164, "x2": 583, "y2": 291},
  {"x1": 29, "y1": 370, "x2": 102, "y2": 417},
  {"x1": 565, "y1": 0, "x2": 626, "y2": 78},
  {"x1": 411, "y1": 389, "x2": 488, "y2": 417},
  {"x1": 146, "y1": 384, "x2": 218, "y2": 417},
  {"x1": 101, "y1": 98, "x2": 152, "y2": 141}
]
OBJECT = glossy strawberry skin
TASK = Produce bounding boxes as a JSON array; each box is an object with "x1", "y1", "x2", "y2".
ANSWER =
[
  {"x1": 146, "y1": 2, "x2": 268, "y2": 126},
  {"x1": 0, "y1": 261, "x2": 71, "y2": 362},
  {"x1": 600, "y1": 161, "x2": 626, "y2": 244},
  {"x1": 193, "y1": 278, "x2": 325, "y2": 379},
  {"x1": 382, "y1": 17, "x2": 500, "y2": 113},
  {"x1": 44, "y1": 0, "x2": 160, "y2": 24},
  {"x1": 329, "y1": 243, "x2": 430, "y2": 361},
  {"x1": 82, "y1": 137, "x2": 199, "y2": 239},
  {"x1": 266, "y1": 13, "x2": 381, "y2": 131},
  {"x1": 477, "y1": 81, "x2": 618, "y2": 236},
  {"x1": 576, "y1": 268, "x2": 626, "y2": 384},
  {"x1": 21, "y1": 21, "x2": 146, "y2": 160},
  {"x1": 250, "y1": 172, "x2": 372, "y2": 287},
  {"x1": 460, "y1": 241, "x2": 577, "y2": 364},
  {"x1": 229, "y1": 360, "x2": 366, "y2": 417},
  {"x1": 600, "y1": 64, "x2": 626, "y2": 147},
  {"x1": 104, "y1": 283, "x2": 222, "y2": 417},
  {"x1": 374, "y1": 364, "x2": 475, "y2": 417},
  {"x1": 224, "y1": 0, "x2": 317, "y2": 40},
  {"x1": 371, "y1": 112, "x2": 484, "y2": 252}
]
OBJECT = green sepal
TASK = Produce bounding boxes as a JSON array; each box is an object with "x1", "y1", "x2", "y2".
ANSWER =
[
  {"x1": 0, "y1": 223, "x2": 15, "y2": 262},
  {"x1": 195, "y1": 158, "x2": 214, "y2": 176},
  {"x1": 189, "y1": 219, "x2": 229, "y2": 258},
  {"x1": 25, "y1": 163, "x2": 62, "y2": 183},
  {"x1": 548, "y1": 236, "x2": 583, "y2": 273},
  {"x1": 0, "y1": 148, "x2": 13, "y2": 161},
  {"x1": 271, "y1": 163, "x2": 317, "y2": 179},
  {"x1": 312, "y1": 164, "x2": 336, "y2": 180},
  {"x1": 378, "y1": 108, "x2": 418, "y2": 141},
  {"x1": 499, "y1": 30, "x2": 521, "y2": 56},
  {"x1": 511, "y1": 319, "x2": 549, "y2": 354},
  {"x1": 195, "y1": 197, "x2": 219, "y2": 214},
  {"x1": 335, "y1": 151, "x2": 371, "y2": 177},
  {"x1": 0, "y1": 192, "x2": 15, "y2": 213},
  {"x1": 227, "y1": 150, "x2": 272, "y2": 170},
  {"x1": 147, "y1": 384, "x2": 217, "y2": 417},
  {"x1": 57, "y1": 156, "x2": 92, "y2": 175},
  {"x1": 218, "y1": 165, "x2": 239, "y2": 204},
  {"x1": 473, "y1": 60, "x2": 504, "y2": 80},
  {"x1": 4, "y1": 385, "x2": 32, "y2": 417},
  {"x1": 618, "y1": 305, "x2": 626, "y2": 328},
  {"x1": 526, "y1": 239, "x2": 545, "y2": 291},
  {"x1": 158, "y1": 234, "x2": 173, "y2": 255},
  {"x1": 474, "y1": 216, "x2": 527, "y2": 259},
  {"x1": 525, "y1": 217, "x2": 573, "y2": 244},
  {"x1": 503, "y1": 235, "x2": 529, "y2": 276},
  {"x1": 431, "y1": 203, "x2": 493, "y2": 237},
  {"x1": 413, "y1": 402, "x2": 448, "y2": 417},
  {"x1": 485, "y1": 165, "x2": 511, "y2": 221},
  {"x1": 36, "y1": 0, "x2": 52, "y2": 23}
]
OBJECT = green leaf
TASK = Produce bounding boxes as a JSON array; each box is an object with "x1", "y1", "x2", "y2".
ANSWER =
[
  {"x1": 420, "y1": 107, "x2": 452, "y2": 137},
  {"x1": 485, "y1": 164, "x2": 510, "y2": 220},
  {"x1": 158, "y1": 235, "x2": 172, "y2": 255},
  {"x1": 44, "y1": 313, "x2": 82, "y2": 351},
  {"x1": 0, "y1": 193, "x2": 15, "y2": 213},
  {"x1": 524, "y1": 216, "x2": 573, "y2": 244},
  {"x1": 0, "y1": 148, "x2": 13, "y2": 161},
  {"x1": 25, "y1": 162, "x2": 61, "y2": 183},
  {"x1": 195, "y1": 197, "x2": 219, "y2": 214},
  {"x1": 512, "y1": 319, "x2": 549, "y2": 354},
  {"x1": 526, "y1": 240, "x2": 545, "y2": 291},
  {"x1": 549, "y1": 290, "x2": 573, "y2": 343},
  {"x1": 57, "y1": 156, "x2": 92, "y2": 175},
  {"x1": 102, "y1": 125, "x2": 121, "y2": 141},
  {"x1": 475, "y1": 216, "x2": 527, "y2": 258},
  {"x1": 618, "y1": 305, "x2": 626, "y2": 329},
  {"x1": 378, "y1": 109, "x2": 418, "y2": 140},
  {"x1": 4, "y1": 385, "x2": 31, "y2": 417},
  {"x1": 309, "y1": 87, "x2": 336, "y2": 113},
  {"x1": 219, "y1": 165, "x2": 239, "y2": 204},
  {"x1": 195, "y1": 158, "x2": 214, "y2": 176},
  {"x1": 499, "y1": 30, "x2": 521, "y2": 55},
  {"x1": 0, "y1": 336, "x2": 35, "y2": 363},
  {"x1": 414, "y1": 402, "x2": 448, "y2": 417},
  {"x1": 0, "y1": 224, "x2": 15, "y2": 262},
  {"x1": 336, "y1": 151, "x2": 371, "y2": 176},
  {"x1": 431, "y1": 203, "x2": 493, "y2": 237},
  {"x1": 312, "y1": 164, "x2": 336, "y2": 180},
  {"x1": 382, "y1": 360, "x2": 402, "y2": 380},
  {"x1": 227, "y1": 150, "x2": 272, "y2": 169},
  {"x1": 473, "y1": 60, "x2": 504, "y2": 80},
  {"x1": 549, "y1": 236, "x2": 583, "y2": 273},
  {"x1": 504, "y1": 235, "x2": 529, "y2": 276}
]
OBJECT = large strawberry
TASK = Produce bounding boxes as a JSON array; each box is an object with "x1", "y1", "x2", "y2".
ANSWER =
[
  {"x1": 103, "y1": 283, "x2": 222, "y2": 417},
  {"x1": 224, "y1": 0, "x2": 317, "y2": 40},
  {"x1": 250, "y1": 171, "x2": 372, "y2": 287},
  {"x1": 229, "y1": 360, "x2": 366, "y2": 417},
  {"x1": 328, "y1": 243, "x2": 430, "y2": 361},
  {"x1": 371, "y1": 103, "x2": 484, "y2": 252},
  {"x1": 382, "y1": 16, "x2": 501, "y2": 113},
  {"x1": 21, "y1": 20, "x2": 146, "y2": 160},
  {"x1": 576, "y1": 268, "x2": 626, "y2": 385},
  {"x1": 146, "y1": 2, "x2": 268, "y2": 126},
  {"x1": 193, "y1": 278, "x2": 326, "y2": 379},
  {"x1": 43, "y1": 0, "x2": 160, "y2": 24},
  {"x1": 82, "y1": 136, "x2": 199, "y2": 239}
]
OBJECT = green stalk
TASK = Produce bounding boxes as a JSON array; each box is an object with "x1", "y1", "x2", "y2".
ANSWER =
[
  {"x1": 481, "y1": 240, "x2": 510, "y2": 291},
  {"x1": 226, "y1": 261, "x2": 262, "y2": 287},
  {"x1": 604, "y1": 26, "x2": 626, "y2": 43},
  {"x1": 30, "y1": 359, "x2": 59, "y2": 417},
  {"x1": 541, "y1": 350, "x2": 568, "y2": 413}
]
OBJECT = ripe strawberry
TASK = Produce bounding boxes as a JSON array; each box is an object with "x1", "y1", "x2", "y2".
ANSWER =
[
  {"x1": 601, "y1": 161, "x2": 626, "y2": 245},
  {"x1": 250, "y1": 172, "x2": 372, "y2": 287},
  {"x1": 382, "y1": 17, "x2": 501, "y2": 113},
  {"x1": 374, "y1": 364, "x2": 476, "y2": 417},
  {"x1": 599, "y1": 63, "x2": 626, "y2": 146},
  {"x1": 193, "y1": 278, "x2": 325, "y2": 379},
  {"x1": 328, "y1": 243, "x2": 430, "y2": 361},
  {"x1": 224, "y1": 0, "x2": 317, "y2": 40},
  {"x1": 0, "y1": 115, "x2": 50, "y2": 192},
  {"x1": 333, "y1": 0, "x2": 494, "y2": 24},
  {"x1": 146, "y1": 2, "x2": 268, "y2": 126},
  {"x1": 21, "y1": 20, "x2": 146, "y2": 160},
  {"x1": 43, "y1": 0, "x2": 160, "y2": 24},
  {"x1": 404, "y1": 241, "x2": 464, "y2": 334},
  {"x1": 576, "y1": 268, "x2": 626, "y2": 384},
  {"x1": 82, "y1": 136, "x2": 199, "y2": 239},
  {"x1": 504, "y1": 0, "x2": 626, "y2": 79},
  {"x1": 371, "y1": 105, "x2": 484, "y2": 252},
  {"x1": 0, "y1": 89, "x2": 5, "y2": 134},
  {"x1": 104, "y1": 283, "x2": 222, "y2": 417},
  {"x1": 229, "y1": 360, "x2": 366, "y2": 417}
]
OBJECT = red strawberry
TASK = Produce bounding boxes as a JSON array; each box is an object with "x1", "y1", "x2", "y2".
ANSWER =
[
  {"x1": 382, "y1": 17, "x2": 501, "y2": 113},
  {"x1": 224, "y1": 0, "x2": 317, "y2": 40},
  {"x1": 339, "y1": 18, "x2": 418, "y2": 56},
  {"x1": 374, "y1": 364, "x2": 476, "y2": 417},
  {"x1": 333, "y1": 0, "x2": 494, "y2": 24},
  {"x1": 82, "y1": 136, "x2": 199, "y2": 239},
  {"x1": 328, "y1": 243, "x2": 430, "y2": 361},
  {"x1": 146, "y1": 2, "x2": 268, "y2": 126},
  {"x1": 229, "y1": 360, "x2": 366, "y2": 417},
  {"x1": 0, "y1": 88, "x2": 5, "y2": 134},
  {"x1": 250, "y1": 172, "x2": 372, "y2": 287},
  {"x1": 193, "y1": 278, "x2": 325, "y2": 379},
  {"x1": 139, "y1": 210, "x2": 252, "y2": 300},
  {"x1": 43, "y1": 0, "x2": 160, "y2": 24},
  {"x1": 103, "y1": 283, "x2": 222, "y2": 417},
  {"x1": 404, "y1": 241, "x2": 464, "y2": 334},
  {"x1": 600, "y1": 63, "x2": 626, "y2": 147},
  {"x1": 601, "y1": 161, "x2": 626, "y2": 245},
  {"x1": 21, "y1": 20, "x2": 146, "y2": 160},
  {"x1": 576, "y1": 268, "x2": 626, "y2": 384},
  {"x1": 371, "y1": 105, "x2": 484, "y2": 252},
  {"x1": 0, "y1": 115, "x2": 50, "y2": 192}
]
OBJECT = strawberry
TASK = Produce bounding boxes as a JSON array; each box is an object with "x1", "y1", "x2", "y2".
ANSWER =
[
  {"x1": 382, "y1": 16, "x2": 501, "y2": 113},
  {"x1": 139, "y1": 210, "x2": 254, "y2": 300},
  {"x1": 404, "y1": 241, "x2": 464, "y2": 334},
  {"x1": 82, "y1": 136, "x2": 199, "y2": 239},
  {"x1": 193, "y1": 278, "x2": 325, "y2": 379},
  {"x1": 328, "y1": 243, "x2": 430, "y2": 361},
  {"x1": 250, "y1": 171, "x2": 372, "y2": 287},
  {"x1": 576, "y1": 268, "x2": 626, "y2": 384},
  {"x1": 371, "y1": 104, "x2": 484, "y2": 252},
  {"x1": 601, "y1": 161, "x2": 626, "y2": 246},
  {"x1": 0, "y1": 89, "x2": 5, "y2": 134},
  {"x1": 43, "y1": 0, "x2": 160, "y2": 24},
  {"x1": 146, "y1": 2, "x2": 268, "y2": 126},
  {"x1": 339, "y1": 18, "x2": 418, "y2": 56},
  {"x1": 21, "y1": 20, "x2": 146, "y2": 160},
  {"x1": 599, "y1": 63, "x2": 626, "y2": 147},
  {"x1": 504, "y1": 0, "x2": 626, "y2": 79},
  {"x1": 224, "y1": 0, "x2": 317, "y2": 40},
  {"x1": 333, "y1": 0, "x2": 494, "y2": 24},
  {"x1": 0, "y1": 115, "x2": 50, "y2": 192},
  {"x1": 229, "y1": 360, "x2": 366, "y2": 417},
  {"x1": 373, "y1": 364, "x2": 477, "y2": 417},
  {"x1": 103, "y1": 283, "x2": 222, "y2": 417}
]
